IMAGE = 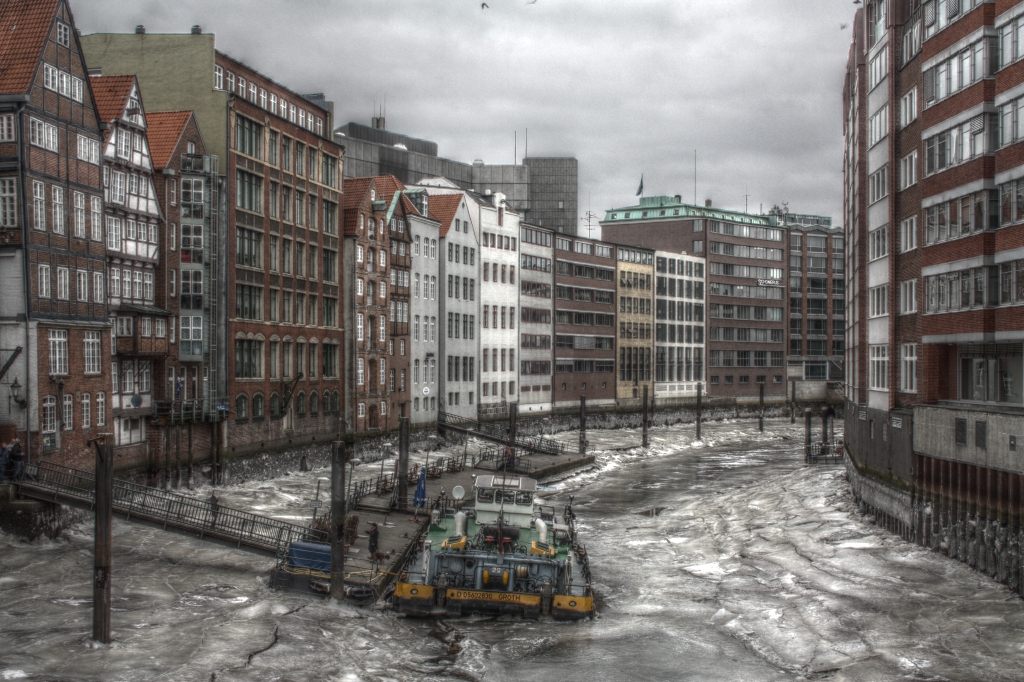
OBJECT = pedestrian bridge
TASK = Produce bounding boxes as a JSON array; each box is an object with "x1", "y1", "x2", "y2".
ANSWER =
[
  {"x1": 17, "y1": 461, "x2": 325, "y2": 557},
  {"x1": 437, "y1": 412, "x2": 568, "y2": 456}
]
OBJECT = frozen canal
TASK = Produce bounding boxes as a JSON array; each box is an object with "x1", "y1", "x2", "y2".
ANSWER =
[{"x1": 3, "y1": 419, "x2": 1024, "y2": 681}]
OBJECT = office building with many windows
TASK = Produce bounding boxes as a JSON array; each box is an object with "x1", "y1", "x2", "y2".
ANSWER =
[{"x1": 654, "y1": 250, "x2": 706, "y2": 405}]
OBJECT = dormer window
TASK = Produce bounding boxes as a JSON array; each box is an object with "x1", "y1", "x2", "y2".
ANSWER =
[
  {"x1": 187, "y1": 141, "x2": 196, "y2": 154},
  {"x1": 56, "y1": 22, "x2": 70, "y2": 47},
  {"x1": 370, "y1": 189, "x2": 375, "y2": 201}
]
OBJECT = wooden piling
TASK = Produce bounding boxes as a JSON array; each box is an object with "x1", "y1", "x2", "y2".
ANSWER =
[{"x1": 93, "y1": 437, "x2": 113, "y2": 643}]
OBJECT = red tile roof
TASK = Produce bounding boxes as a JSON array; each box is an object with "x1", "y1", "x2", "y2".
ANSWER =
[
  {"x1": 89, "y1": 74, "x2": 135, "y2": 124},
  {"x1": 146, "y1": 110, "x2": 193, "y2": 169},
  {"x1": 427, "y1": 193, "x2": 463, "y2": 238},
  {"x1": 0, "y1": 0, "x2": 59, "y2": 95}
]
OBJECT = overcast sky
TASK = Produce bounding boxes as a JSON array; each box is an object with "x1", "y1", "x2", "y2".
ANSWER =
[{"x1": 73, "y1": 0, "x2": 854, "y2": 235}]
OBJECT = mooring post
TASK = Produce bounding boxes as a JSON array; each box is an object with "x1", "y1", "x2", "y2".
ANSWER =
[
  {"x1": 642, "y1": 385, "x2": 649, "y2": 448},
  {"x1": 578, "y1": 395, "x2": 587, "y2": 456},
  {"x1": 695, "y1": 382, "x2": 702, "y2": 440},
  {"x1": 330, "y1": 440, "x2": 346, "y2": 601},
  {"x1": 790, "y1": 379, "x2": 796, "y2": 424},
  {"x1": 758, "y1": 381, "x2": 764, "y2": 432},
  {"x1": 804, "y1": 408, "x2": 812, "y2": 463},
  {"x1": 187, "y1": 421, "x2": 194, "y2": 489},
  {"x1": 93, "y1": 436, "x2": 113, "y2": 644},
  {"x1": 509, "y1": 402, "x2": 518, "y2": 459},
  {"x1": 398, "y1": 417, "x2": 409, "y2": 508},
  {"x1": 820, "y1": 405, "x2": 829, "y2": 446}
]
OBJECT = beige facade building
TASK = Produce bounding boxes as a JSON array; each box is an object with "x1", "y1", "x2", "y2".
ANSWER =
[{"x1": 615, "y1": 245, "x2": 655, "y2": 406}]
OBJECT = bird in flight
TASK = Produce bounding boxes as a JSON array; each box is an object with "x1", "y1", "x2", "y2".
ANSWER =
[
  {"x1": 481, "y1": 2, "x2": 489, "y2": 7},
  {"x1": 526, "y1": 0, "x2": 538, "y2": 4},
  {"x1": 840, "y1": 22, "x2": 848, "y2": 29}
]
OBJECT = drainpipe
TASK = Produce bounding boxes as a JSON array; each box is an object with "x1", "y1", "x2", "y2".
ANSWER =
[{"x1": 12, "y1": 97, "x2": 31, "y2": 463}]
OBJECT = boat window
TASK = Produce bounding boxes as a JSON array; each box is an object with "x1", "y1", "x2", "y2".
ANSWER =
[
  {"x1": 477, "y1": 489, "x2": 495, "y2": 503},
  {"x1": 515, "y1": 492, "x2": 533, "y2": 505},
  {"x1": 499, "y1": 490, "x2": 517, "y2": 504}
]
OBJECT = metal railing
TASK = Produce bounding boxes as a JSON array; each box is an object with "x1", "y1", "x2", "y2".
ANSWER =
[
  {"x1": 18, "y1": 461, "x2": 325, "y2": 556},
  {"x1": 437, "y1": 412, "x2": 567, "y2": 456},
  {"x1": 472, "y1": 446, "x2": 534, "y2": 475}
]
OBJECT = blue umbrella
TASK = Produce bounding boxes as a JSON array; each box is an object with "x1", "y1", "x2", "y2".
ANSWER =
[{"x1": 413, "y1": 467, "x2": 427, "y2": 508}]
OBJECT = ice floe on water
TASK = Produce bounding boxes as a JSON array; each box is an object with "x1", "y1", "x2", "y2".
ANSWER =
[{"x1": 2, "y1": 418, "x2": 1024, "y2": 681}]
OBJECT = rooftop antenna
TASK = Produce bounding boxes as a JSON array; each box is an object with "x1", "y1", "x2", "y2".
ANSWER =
[
  {"x1": 694, "y1": 150, "x2": 697, "y2": 205},
  {"x1": 515, "y1": 131, "x2": 517, "y2": 165},
  {"x1": 525, "y1": 128, "x2": 528, "y2": 160}
]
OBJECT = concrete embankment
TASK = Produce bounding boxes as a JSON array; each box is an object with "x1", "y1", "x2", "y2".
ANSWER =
[{"x1": 845, "y1": 454, "x2": 1024, "y2": 595}]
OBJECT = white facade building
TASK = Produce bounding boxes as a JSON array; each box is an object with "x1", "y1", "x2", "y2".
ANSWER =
[
  {"x1": 518, "y1": 224, "x2": 555, "y2": 414},
  {"x1": 405, "y1": 189, "x2": 441, "y2": 426},
  {"x1": 654, "y1": 250, "x2": 706, "y2": 404},
  {"x1": 430, "y1": 191, "x2": 480, "y2": 420}
]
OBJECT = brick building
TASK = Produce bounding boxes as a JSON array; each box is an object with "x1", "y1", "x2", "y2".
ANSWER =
[
  {"x1": 146, "y1": 109, "x2": 220, "y2": 482},
  {"x1": 654, "y1": 250, "x2": 706, "y2": 405},
  {"x1": 343, "y1": 175, "x2": 413, "y2": 433},
  {"x1": 552, "y1": 234, "x2": 618, "y2": 410},
  {"x1": 842, "y1": 0, "x2": 1024, "y2": 565},
  {"x1": 81, "y1": 30, "x2": 345, "y2": 456},
  {"x1": 615, "y1": 244, "x2": 655, "y2": 406},
  {"x1": 0, "y1": 0, "x2": 110, "y2": 467},
  {"x1": 602, "y1": 197, "x2": 788, "y2": 400},
  {"x1": 786, "y1": 223, "x2": 846, "y2": 391}
]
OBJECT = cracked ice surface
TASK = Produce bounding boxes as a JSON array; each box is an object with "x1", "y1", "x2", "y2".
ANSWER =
[{"x1": 3, "y1": 419, "x2": 1024, "y2": 681}]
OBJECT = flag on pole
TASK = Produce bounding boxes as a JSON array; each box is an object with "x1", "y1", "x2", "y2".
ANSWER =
[
  {"x1": 636, "y1": 174, "x2": 644, "y2": 197},
  {"x1": 413, "y1": 467, "x2": 427, "y2": 508}
]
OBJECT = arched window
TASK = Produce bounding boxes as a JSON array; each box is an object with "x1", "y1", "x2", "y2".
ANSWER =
[
  {"x1": 270, "y1": 392, "x2": 281, "y2": 417},
  {"x1": 331, "y1": 390, "x2": 340, "y2": 413},
  {"x1": 252, "y1": 392, "x2": 265, "y2": 418},
  {"x1": 309, "y1": 391, "x2": 319, "y2": 415},
  {"x1": 42, "y1": 396, "x2": 56, "y2": 433},
  {"x1": 235, "y1": 394, "x2": 249, "y2": 419},
  {"x1": 296, "y1": 391, "x2": 306, "y2": 415}
]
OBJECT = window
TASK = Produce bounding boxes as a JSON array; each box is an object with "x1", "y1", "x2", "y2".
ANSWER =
[
  {"x1": 236, "y1": 170, "x2": 262, "y2": 212},
  {"x1": 32, "y1": 181, "x2": 45, "y2": 230},
  {"x1": 899, "y1": 88, "x2": 918, "y2": 128},
  {"x1": 56, "y1": 267, "x2": 68, "y2": 300},
  {"x1": 76, "y1": 270, "x2": 88, "y2": 301},
  {"x1": 49, "y1": 329, "x2": 68, "y2": 374},
  {"x1": 234, "y1": 339, "x2": 262, "y2": 378},
  {"x1": 899, "y1": 216, "x2": 917, "y2": 252},
  {"x1": 41, "y1": 396, "x2": 56, "y2": 435},
  {"x1": 926, "y1": 115, "x2": 995, "y2": 176},
  {"x1": 869, "y1": 225, "x2": 887, "y2": 260},
  {"x1": 869, "y1": 285, "x2": 888, "y2": 317},
  {"x1": 869, "y1": 166, "x2": 888, "y2": 204},
  {"x1": 870, "y1": 344, "x2": 889, "y2": 390},
  {"x1": 900, "y1": 279, "x2": 917, "y2": 314},
  {"x1": 868, "y1": 106, "x2": 888, "y2": 146},
  {"x1": 38, "y1": 264, "x2": 51, "y2": 298},
  {"x1": 868, "y1": 47, "x2": 887, "y2": 90},
  {"x1": 77, "y1": 134, "x2": 100, "y2": 165},
  {"x1": 899, "y1": 151, "x2": 917, "y2": 189},
  {"x1": 0, "y1": 178, "x2": 15, "y2": 228},
  {"x1": 29, "y1": 117, "x2": 58, "y2": 151},
  {"x1": 901, "y1": 343, "x2": 917, "y2": 392},
  {"x1": 93, "y1": 272, "x2": 104, "y2": 303},
  {"x1": 236, "y1": 227, "x2": 262, "y2": 267}
]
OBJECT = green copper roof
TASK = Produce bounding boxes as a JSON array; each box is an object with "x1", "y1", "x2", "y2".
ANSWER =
[{"x1": 603, "y1": 196, "x2": 776, "y2": 226}]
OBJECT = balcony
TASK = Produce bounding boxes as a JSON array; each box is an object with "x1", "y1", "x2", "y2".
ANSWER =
[
  {"x1": 390, "y1": 252, "x2": 411, "y2": 268},
  {"x1": 390, "y1": 321, "x2": 409, "y2": 337},
  {"x1": 391, "y1": 284, "x2": 410, "y2": 299},
  {"x1": 116, "y1": 331, "x2": 170, "y2": 356}
]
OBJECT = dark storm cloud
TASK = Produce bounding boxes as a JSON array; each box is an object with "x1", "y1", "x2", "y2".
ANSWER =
[{"x1": 73, "y1": 0, "x2": 853, "y2": 230}]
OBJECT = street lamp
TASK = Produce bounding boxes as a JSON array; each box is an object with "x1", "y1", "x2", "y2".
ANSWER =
[{"x1": 9, "y1": 377, "x2": 26, "y2": 409}]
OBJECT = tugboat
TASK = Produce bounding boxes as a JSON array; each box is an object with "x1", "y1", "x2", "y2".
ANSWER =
[{"x1": 392, "y1": 474, "x2": 595, "y2": 620}]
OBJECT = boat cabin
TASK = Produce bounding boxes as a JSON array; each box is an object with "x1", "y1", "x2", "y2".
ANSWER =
[{"x1": 473, "y1": 475, "x2": 537, "y2": 527}]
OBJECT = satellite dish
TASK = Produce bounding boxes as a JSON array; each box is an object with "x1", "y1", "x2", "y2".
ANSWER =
[{"x1": 452, "y1": 485, "x2": 465, "y2": 501}]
